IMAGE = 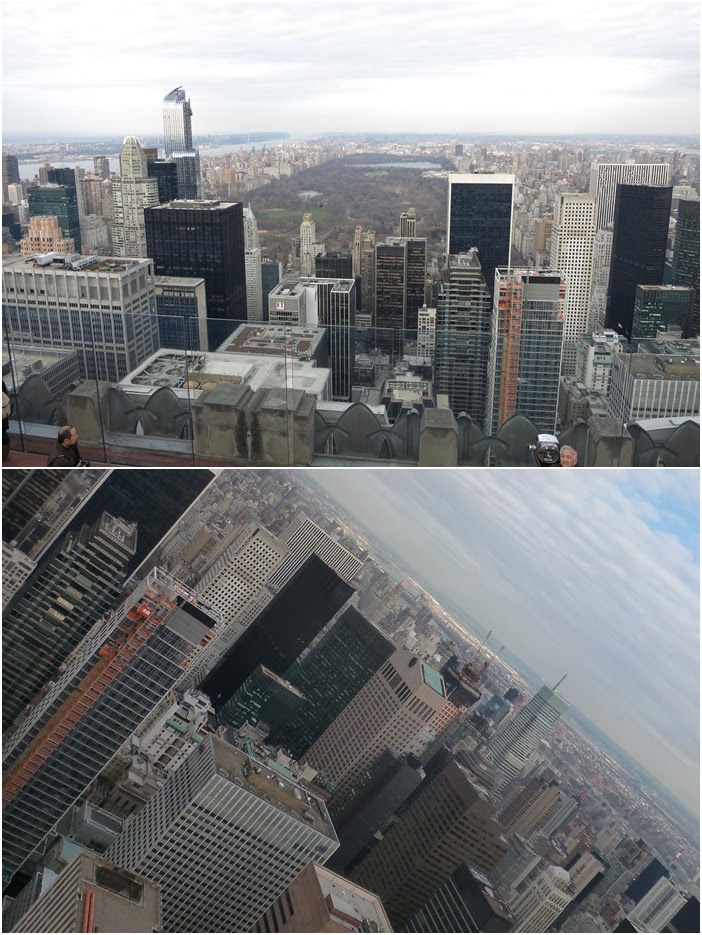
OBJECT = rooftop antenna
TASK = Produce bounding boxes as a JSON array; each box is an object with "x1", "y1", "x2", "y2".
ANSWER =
[{"x1": 553, "y1": 674, "x2": 567, "y2": 692}]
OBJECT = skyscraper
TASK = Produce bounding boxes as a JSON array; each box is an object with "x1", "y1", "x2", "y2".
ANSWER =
[
  {"x1": 2, "y1": 470, "x2": 68, "y2": 543},
  {"x1": 509, "y1": 865, "x2": 573, "y2": 932},
  {"x1": 2, "y1": 153, "x2": 21, "y2": 202},
  {"x1": 162, "y1": 86, "x2": 193, "y2": 155},
  {"x1": 200, "y1": 554, "x2": 355, "y2": 707},
  {"x1": 550, "y1": 194, "x2": 597, "y2": 374},
  {"x1": 27, "y1": 182, "x2": 81, "y2": 253},
  {"x1": 400, "y1": 208, "x2": 417, "y2": 238},
  {"x1": 486, "y1": 269, "x2": 566, "y2": 435},
  {"x1": 300, "y1": 213, "x2": 321, "y2": 277},
  {"x1": 2, "y1": 512, "x2": 137, "y2": 732},
  {"x1": 162, "y1": 87, "x2": 201, "y2": 198},
  {"x1": 375, "y1": 237, "x2": 426, "y2": 355},
  {"x1": 629, "y1": 878, "x2": 689, "y2": 933},
  {"x1": 147, "y1": 158, "x2": 179, "y2": 203},
  {"x1": 20, "y1": 215, "x2": 75, "y2": 255},
  {"x1": 2, "y1": 569, "x2": 218, "y2": 884},
  {"x1": 144, "y1": 199, "x2": 247, "y2": 343},
  {"x1": 671, "y1": 199, "x2": 700, "y2": 338},
  {"x1": 485, "y1": 683, "x2": 569, "y2": 793},
  {"x1": 496, "y1": 769, "x2": 562, "y2": 837},
  {"x1": 218, "y1": 664, "x2": 306, "y2": 732},
  {"x1": 243, "y1": 206, "x2": 263, "y2": 320},
  {"x1": 631, "y1": 285, "x2": 693, "y2": 346},
  {"x1": 315, "y1": 251, "x2": 353, "y2": 279},
  {"x1": 606, "y1": 184, "x2": 673, "y2": 340},
  {"x1": 106, "y1": 733, "x2": 339, "y2": 933},
  {"x1": 434, "y1": 250, "x2": 492, "y2": 426},
  {"x1": 267, "y1": 606, "x2": 396, "y2": 758},
  {"x1": 447, "y1": 173, "x2": 514, "y2": 296},
  {"x1": 405, "y1": 863, "x2": 514, "y2": 933},
  {"x1": 111, "y1": 136, "x2": 159, "y2": 257},
  {"x1": 589, "y1": 163, "x2": 671, "y2": 231},
  {"x1": 351, "y1": 756, "x2": 509, "y2": 929},
  {"x1": 305, "y1": 651, "x2": 448, "y2": 812}
]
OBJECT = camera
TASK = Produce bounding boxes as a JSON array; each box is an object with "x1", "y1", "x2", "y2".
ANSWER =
[{"x1": 529, "y1": 434, "x2": 561, "y2": 467}]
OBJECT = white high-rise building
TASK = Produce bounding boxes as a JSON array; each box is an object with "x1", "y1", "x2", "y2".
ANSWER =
[
  {"x1": 550, "y1": 194, "x2": 597, "y2": 375},
  {"x1": 486, "y1": 684, "x2": 569, "y2": 794},
  {"x1": 511, "y1": 865, "x2": 572, "y2": 932},
  {"x1": 269, "y1": 513, "x2": 363, "y2": 590},
  {"x1": 300, "y1": 213, "x2": 324, "y2": 277},
  {"x1": 106, "y1": 733, "x2": 338, "y2": 933},
  {"x1": 589, "y1": 163, "x2": 671, "y2": 231},
  {"x1": 243, "y1": 207, "x2": 263, "y2": 320},
  {"x1": 589, "y1": 229, "x2": 614, "y2": 332},
  {"x1": 630, "y1": 876, "x2": 689, "y2": 932},
  {"x1": 111, "y1": 136, "x2": 159, "y2": 257},
  {"x1": 417, "y1": 305, "x2": 437, "y2": 361}
]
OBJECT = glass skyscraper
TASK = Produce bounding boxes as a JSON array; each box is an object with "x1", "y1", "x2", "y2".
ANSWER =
[
  {"x1": 268, "y1": 606, "x2": 395, "y2": 758},
  {"x1": 27, "y1": 179, "x2": 81, "y2": 253},
  {"x1": 447, "y1": 174, "x2": 514, "y2": 297},
  {"x1": 606, "y1": 184, "x2": 673, "y2": 340},
  {"x1": 162, "y1": 86, "x2": 193, "y2": 157},
  {"x1": 671, "y1": 199, "x2": 700, "y2": 338},
  {"x1": 631, "y1": 285, "x2": 693, "y2": 347}
]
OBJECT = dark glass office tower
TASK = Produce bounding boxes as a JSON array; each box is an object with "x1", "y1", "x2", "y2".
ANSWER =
[
  {"x1": 671, "y1": 199, "x2": 700, "y2": 338},
  {"x1": 56, "y1": 469, "x2": 213, "y2": 572},
  {"x1": 201, "y1": 554, "x2": 355, "y2": 707},
  {"x1": 315, "y1": 251, "x2": 353, "y2": 279},
  {"x1": 2, "y1": 512, "x2": 137, "y2": 733},
  {"x1": 145, "y1": 200, "x2": 247, "y2": 346},
  {"x1": 406, "y1": 863, "x2": 514, "y2": 933},
  {"x1": 27, "y1": 180, "x2": 81, "y2": 253},
  {"x1": 631, "y1": 285, "x2": 693, "y2": 346},
  {"x1": 606, "y1": 184, "x2": 673, "y2": 340},
  {"x1": 375, "y1": 238, "x2": 426, "y2": 357},
  {"x1": 447, "y1": 174, "x2": 514, "y2": 297},
  {"x1": 2, "y1": 571, "x2": 216, "y2": 885},
  {"x1": 624, "y1": 858, "x2": 668, "y2": 903},
  {"x1": 218, "y1": 664, "x2": 306, "y2": 732},
  {"x1": 147, "y1": 160, "x2": 179, "y2": 203},
  {"x1": 434, "y1": 250, "x2": 492, "y2": 427},
  {"x1": 261, "y1": 259, "x2": 282, "y2": 313},
  {"x1": 268, "y1": 606, "x2": 395, "y2": 759},
  {"x1": 2, "y1": 470, "x2": 68, "y2": 544}
]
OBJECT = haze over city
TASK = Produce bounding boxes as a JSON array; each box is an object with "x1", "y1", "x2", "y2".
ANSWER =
[
  {"x1": 3, "y1": 0, "x2": 699, "y2": 138},
  {"x1": 310, "y1": 469, "x2": 700, "y2": 816}
]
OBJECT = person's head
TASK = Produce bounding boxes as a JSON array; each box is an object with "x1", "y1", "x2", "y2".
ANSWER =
[
  {"x1": 58, "y1": 425, "x2": 78, "y2": 448},
  {"x1": 560, "y1": 445, "x2": 577, "y2": 467}
]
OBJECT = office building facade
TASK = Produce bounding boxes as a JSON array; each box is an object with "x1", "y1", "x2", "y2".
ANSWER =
[
  {"x1": 268, "y1": 606, "x2": 396, "y2": 759},
  {"x1": 20, "y1": 215, "x2": 75, "y2": 255},
  {"x1": 608, "y1": 345, "x2": 699, "y2": 422},
  {"x1": 111, "y1": 136, "x2": 159, "y2": 257},
  {"x1": 496, "y1": 769, "x2": 562, "y2": 838},
  {"x1": 589, "y1": 162, "x2": 671, "y2": 231},
  {"x1": 447, "y1": 173, "x2": 514, "y2": 296},
  {"x1": 434, "y1": 250, "x2": 493, "y2": 427},
  {"x1": 306, "y1": 651, "x2": 448, "y2": 811},
  {"x1": 487, "y1": 269, "x2": 566, "y2": 435},
  {"x1": 606, "y1": 184, "x2": 673, "y2": 339},
  {"x1": 486, "y1": 684, "x2": 569, "y2": 793},
  {"x1": 550, "y1": 193, "x2": 597, "y2": 374},
  {"x1": 27, "y1": 183, "x2": 81, "y2": 253},
  {"x1": 315, "y1": 251, "x2": 353, "y2": 280},
  {"x1": 2, "y1": 253, "x2": 159, "y2": 382},
  {"x1": 144, "y1": 200, "x2": 247, "y2": 340},
  {"x1": 2, "y1": 569, "x2": 218, "y2": 884},
  {"x1": 671, "y1": 198, "x2": 700, "y2": 337},
  {"x1": 374, "y1": 237, "x2": 426, "y2": 354},
  {"x1": 106, "y1": 733, "x2": 339, "y2": 933},
  {"x1": 154, "y1": 273, "x2": 208, "y2": 350},
  {"x1": 351, "y1": 756, "x2": 509, "y2": 929},
  {"x1": 2, "y1": 512, "x2": 137, "y2": 733},
  {"x1": 510, "y1": 865, "x2": 573, "y2": 932},
  {"x1": 147, "y1": 158, "x2": 179, "y2": 203},
  {"x1": 631, "y1": 285, "x2": 693, "y2": 346},
  {"x1": 406, "y1": 863, "x2": 514, "y2": 933}
]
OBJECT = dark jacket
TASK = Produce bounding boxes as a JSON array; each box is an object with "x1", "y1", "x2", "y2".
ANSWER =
[{"x1": 47, "y1": 440, "x2": 82, "y2": 467}]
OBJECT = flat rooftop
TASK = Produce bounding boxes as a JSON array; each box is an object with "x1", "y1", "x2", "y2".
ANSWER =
[
  {"x1": 421, "y1": 660, "x2": 446, "y2": 698},
  {"x1": 313, "y1": 864, "x2": 391, "y2": 931},
  {"x1": 622, "y1": 353, "x2": 699, "y2": 380},
  {"x1": 218, "y1": 322, "x2": 327, "y2": 358},
  {"x1": 149, "y1": 199, "x2": 240, "y2": 211},
  {"x1": 3, "y1": 253, "x2": 148, "y2": 272},
  {"x1": 209, "y1": 734, "x2": 337, "y2": 840},
  {"x1": 154, "y1": 275, "x2": 206, "y2": 288}
]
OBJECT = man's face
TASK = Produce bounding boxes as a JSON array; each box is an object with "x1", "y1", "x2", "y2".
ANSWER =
[
  {"x1": 63, "y1": 428, "x2": 78, "y2": 448},
  {"x1": 560, "y1": 448, "x2": 577, "y2": 467}
]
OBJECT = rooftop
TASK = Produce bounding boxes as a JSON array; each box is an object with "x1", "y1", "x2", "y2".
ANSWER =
[
  {"x1": 313, "y1": 863, "x2": 392, "y2": 931},
  {"x1": 421, "y1": 660, "x2": 446, "y2": 698},
  {"x1": 154, "y1": 275, "x2": 206, "y2": 289},
  {"x1": 209, "y1": 734, "x2": 336, "y2": 840},
  {"x1": 621, "y1": 353, "x2": 700, "y2": 380},
  {"x1": 150, "y1": 199, "x2": 239, "y2": 211},
  {"x1": 4, "y1": 253, "x2": 148, "y2": 273},
  {"x1": 218, "y1": 322, "x2": 327, "y2": 359}
]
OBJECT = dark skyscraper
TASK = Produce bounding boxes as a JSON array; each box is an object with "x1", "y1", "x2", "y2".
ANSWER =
[
  {"x1": 375, "y1": 237, "x2": 426, "y2": 355},
  {"x1": 2, "y1": 153, "x2": 20, "y2": 201},
  {"x1": 145, "y1": 200, "x2": 247, "y2": 344},
  {"x1": 315, "y1": 251, "x2": 353, "y2": 279},
  {"x1": 406, "y1": 863, "x2": 514, "y2": 933},
  {"x1": 268, "y1": 606, "x2": 395, "y2": 759},
  {"x1": 671, "y1": 199, "x2": 700, "y2": 338},
  {"x1": 27, "y1": 181, "x2": 81, "y2": 253},
  {"x1": 606, "y1": 184, "x2": 672, "y2": 340},
  {"x1": 200, "y1": 554, "x2": 354, "y2": 707},
  {"x1": 447, "y1": 174, "x2": 514, "y2": 297},
  {"x1": 147, "y1": 159, "x2": 179, "y2": 203},
  {"x1": 631, "y1": 285, "x2": 693, "y2": 346},
  {"x1": 2, "y1": 470, "x2": 68, "y2": 544},
  {"x1": 434, "y1": 250, "x2": 493, "y2": 426},
  {"x1": 2, "y1": 513, "x2": 137, "y2": 733}
]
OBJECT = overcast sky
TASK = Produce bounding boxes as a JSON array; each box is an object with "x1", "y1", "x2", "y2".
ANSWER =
[
  {"x1": 311, "y1": 468, "x2": 700, "y2": 816},
  {"x1": 3, "y1": 1, "x2": 699, "y2": 138}
]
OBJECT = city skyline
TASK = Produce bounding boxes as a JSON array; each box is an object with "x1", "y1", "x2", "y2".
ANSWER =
[
  {"x1": 3, "y1": 1, "x2": 699, "y2": 137},
  {"x1": 309, "y1": 469, "x2": 700, "y2": 817}
]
